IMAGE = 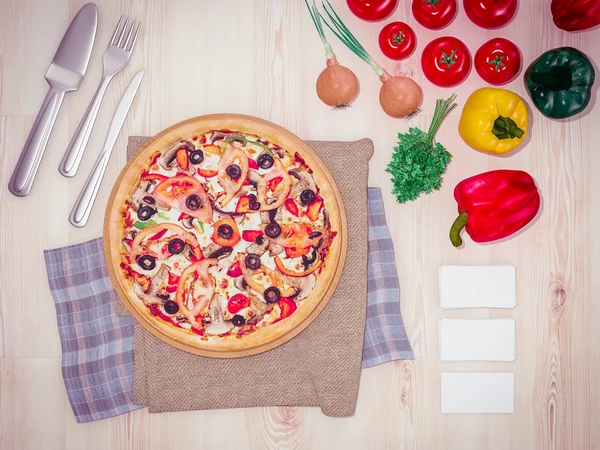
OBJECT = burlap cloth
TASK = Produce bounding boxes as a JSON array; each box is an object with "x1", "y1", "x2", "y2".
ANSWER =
[{"x1": 116, "y1": 136, "x2": 373, "y2": 417}]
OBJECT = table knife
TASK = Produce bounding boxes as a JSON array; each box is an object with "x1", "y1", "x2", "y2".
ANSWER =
[
  {"x1": 69, "y1": 70, "x2": 144, "y2": 228},
  {"x1": 8, "y1": 3, "x2": 98, "y2": 197}
]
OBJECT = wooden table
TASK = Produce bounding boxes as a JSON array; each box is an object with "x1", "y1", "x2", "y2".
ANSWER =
[{"x1": 1, "y1": 1, "x2": 598, "y2": 448}]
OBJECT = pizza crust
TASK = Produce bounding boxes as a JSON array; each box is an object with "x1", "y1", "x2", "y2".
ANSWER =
[{"x1": 104, "y1": 114, "x2": 346, "y2": 357}]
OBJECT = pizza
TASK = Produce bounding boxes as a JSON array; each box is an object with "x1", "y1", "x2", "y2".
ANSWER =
[{"x1": 109, "y1": 118, "x2": 343, "y2": 355}]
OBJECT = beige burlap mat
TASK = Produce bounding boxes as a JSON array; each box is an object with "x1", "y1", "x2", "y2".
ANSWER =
[{"x1": 116, "y1": 136, "x2": 373, "y2": 417}]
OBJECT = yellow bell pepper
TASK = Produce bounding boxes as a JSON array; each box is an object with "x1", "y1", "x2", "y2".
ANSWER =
[{"x1": 458, "y1": 88, "x2": 528, "y2": 155}]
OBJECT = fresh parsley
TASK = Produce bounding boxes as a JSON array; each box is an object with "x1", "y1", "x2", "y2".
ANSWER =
[{"x1": 386, "y1": 95, "x2": 457, "y2": 204}]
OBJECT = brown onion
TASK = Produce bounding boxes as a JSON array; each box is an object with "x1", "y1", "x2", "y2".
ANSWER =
[
  {"x1": 379, "y1": 71, "x2": 423, "y2": 119},
  {"x1": 316, "y1": 57, "x2": 360, "y2": 108}
]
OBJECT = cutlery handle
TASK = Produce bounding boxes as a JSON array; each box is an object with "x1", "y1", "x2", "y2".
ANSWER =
[
  {"x1": 8, "y1": 87, "x2": 65, "y2": 197},
  {"x1": 69, "y1": 151, "x2": 111, "y2": 228},
  {"x1": 59, "y1": 76, "x2": 111, "y2": 177}
]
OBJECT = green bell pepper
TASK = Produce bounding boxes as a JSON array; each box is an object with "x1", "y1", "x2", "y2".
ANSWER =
[{"x1": 524, "y1": 46, "x2": 595, "y2": 119}]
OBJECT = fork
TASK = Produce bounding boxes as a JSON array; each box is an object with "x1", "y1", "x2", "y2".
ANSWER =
[{"x1": 59, "y1": 16, "x2": 140, "y2": 178}]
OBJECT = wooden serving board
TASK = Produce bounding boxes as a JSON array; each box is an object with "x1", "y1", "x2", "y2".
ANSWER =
[{"x1": 103, "y1": 114, "x2": 347, "y2": 358}]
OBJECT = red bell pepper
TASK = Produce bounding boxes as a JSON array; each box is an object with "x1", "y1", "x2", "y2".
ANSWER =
[
  {"x1": 242, "y1": 230, "x2": 263, "y2": 242},
  {"x1": 284, "y1": 198, "x2": 299, "y2": 217},
  {"x1": 449, "y1": 170, "x2": 541, "y2": 247},
  {"x1": 551, "y1": 0, "x2": 600, "y2": 31}
]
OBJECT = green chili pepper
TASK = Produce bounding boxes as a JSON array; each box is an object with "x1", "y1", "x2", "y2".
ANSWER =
[
  {"x1": 224, "y1": 136, "x2": 274, "y2": 157},
  {"x1": 524, "y1": 46, "x2": 595, "y2": 119},
  {"x1": 133, "y1": 219, "x2": 157, "y2": 230}
]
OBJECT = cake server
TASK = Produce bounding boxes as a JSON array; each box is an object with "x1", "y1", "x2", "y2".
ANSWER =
[
  {"x1": 69, "y1": 70, "x2": 144, "y2": 228},
  {"x1": 8, "y1": 3, "x2": 98, "y2": 197}
]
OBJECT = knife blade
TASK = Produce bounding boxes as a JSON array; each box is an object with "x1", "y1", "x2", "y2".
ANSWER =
[
  {"x1": 8, "y1": 3, "x2": 98, "y2": 197},
  {"x1": 69, "y1": 70, "x2": 145, "y2": 228}
]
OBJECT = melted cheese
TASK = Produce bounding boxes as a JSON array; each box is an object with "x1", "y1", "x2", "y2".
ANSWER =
[{"x1": 123, "y1": 129, "x2": 331, "y2": 337}]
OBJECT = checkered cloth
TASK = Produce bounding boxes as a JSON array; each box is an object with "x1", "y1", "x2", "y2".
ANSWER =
[{"x1": 44, "y1": 187, "x2": 412, "y2": 423}]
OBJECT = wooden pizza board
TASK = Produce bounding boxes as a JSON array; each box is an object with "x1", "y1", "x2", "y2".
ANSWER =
[{"x1": 103, "y1": 114, "x2": 347, "y2": 358}]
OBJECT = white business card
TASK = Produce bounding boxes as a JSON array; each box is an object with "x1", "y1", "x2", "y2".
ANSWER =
[
  {"x1": 441, "y1": 372, "x2": 515, "y2": 414},
  {"x1": 439, "y1": 265, "x2": 516, "y2": 309},
  {"x1": 439, "y1": 319, "x2": 516, "y2": 362}
]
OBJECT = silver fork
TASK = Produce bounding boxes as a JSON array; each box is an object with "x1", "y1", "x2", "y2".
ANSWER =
[{"x1": 59, "y1": 16, "x2": 140, "y2": 177}]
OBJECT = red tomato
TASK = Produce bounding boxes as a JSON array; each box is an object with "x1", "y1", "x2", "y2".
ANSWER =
[
  {"x1": 347, "y1": 0, "x2": 398, "y2": 22},
  {"x1": 464, "y1": 0, "x2": 517, "y2": 29},
  {"x1": 412, "y1": 0, "x2": 457, "y2": 29},
  {"x1": 474, "y1": 38, "x2": 521, "y2": 85},
  {"x1": 227, "y1": 294, "x2": 250, "y2": 314},
  {"x1": 421, "y1": 36, "x2": 471, "y2": 87},
  {"x1": 378, "y1": 22, "x2": 416, "y2": 60}
]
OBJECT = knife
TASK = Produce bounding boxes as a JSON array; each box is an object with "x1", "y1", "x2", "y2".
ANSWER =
[
  {"x1": 69, "y1": 70, "x2": 145, "y2": 228},
  {"x1": 8, "y1": 3, "x2": 98, "y2": 197}
]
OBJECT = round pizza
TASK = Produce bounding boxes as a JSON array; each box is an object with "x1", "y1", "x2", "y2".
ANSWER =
[{"x1": 107, "y1": 116, "x2": 344, "y2": 356}]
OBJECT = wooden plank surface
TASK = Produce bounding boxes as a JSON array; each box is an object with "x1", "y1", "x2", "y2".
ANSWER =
[{"x1": 1, "y1": 0, "x2": 599, "y2": 448}]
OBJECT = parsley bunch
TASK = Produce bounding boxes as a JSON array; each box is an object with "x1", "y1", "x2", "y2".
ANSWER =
[{"x1": 386, "y1": 95, "x2": 457, "y2": 204}]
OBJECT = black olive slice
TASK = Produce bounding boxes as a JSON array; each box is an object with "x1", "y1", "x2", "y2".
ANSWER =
[
  {"x1": 245, "y1": 253, "x2": 261, "y2": 270},
  {"x1": 226, "y1": 164, "x2": 242, "y2": 179},
  {"x1": 164, "y1": 300, "x2": 179, "y2": 315},
  {"x1": 232, "y1": 315, "x2": 246, "y2": 326},
  {"x1": 168, "y1": 238, "x2": 185, "y2": 255},
  {"x1": 138, "y1": 255, "x2": 156, "y2": 271},
  {"x1": 137, "y1": 205, "x2": 156, "y2": 221},
  {"x1": 257, "y1": 153, "x2": 274, "y2": 169},
  {"x1": 218, "y1": 224, "x2": 233, "y2": 239},
  {"x1": 185, "y1": 194, "x2": 201, "y2": 210},
  {"x1": 300, "y1": 189, "x2": 316, "y2": 205},
  {"x1": 189, "y1": 150, "x2": 204, "y2": 165},
  {"x1": 249, "y1": 201, "x2": 261, "y2": 211},
  {"x1": 309, "y1": 231, "x2": 322, "y2": 239},
  {"x1": 255, "y1": 235, "x2": 265, "y2": 245},
  {"x1": 265, "y1": 223, "x2": 281, "y2": 239},
  {"x1": 143, "y1": 195, "x2": 156, "y2": 205},
  {"x1": 264, "y1": 286, "x2": 281, "y2": 303}
]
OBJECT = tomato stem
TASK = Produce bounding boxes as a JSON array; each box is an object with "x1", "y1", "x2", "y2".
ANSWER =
[
  {"x1": 486, "y1": 55, "x2": 506, "y2": 72},
  {"x1": 438, "y1": 49, "x2": 458, "y2": 69}
]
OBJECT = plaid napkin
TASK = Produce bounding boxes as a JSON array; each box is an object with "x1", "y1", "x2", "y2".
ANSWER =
[{"x1": 44, "y1": 187, "x2": 413, "y2": 423}]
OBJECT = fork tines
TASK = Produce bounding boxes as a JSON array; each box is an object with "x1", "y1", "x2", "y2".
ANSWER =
[{"x1": 110, "y1": 15, "x2": 141, "y2": 52}]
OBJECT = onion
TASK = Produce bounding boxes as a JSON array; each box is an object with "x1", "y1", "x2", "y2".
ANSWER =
[
  {"x1": 319, "y1": 0, "x2": 424, "y2": 119},
  {"x1": 379, "y1": 71, "x2": 423, "y2": 118},
  {"x1": 305, "y1": 0, "x2": 360, "y2": 109},
  {"x1": 316, "y1": 57, "x2": 360, "y2": 108}
]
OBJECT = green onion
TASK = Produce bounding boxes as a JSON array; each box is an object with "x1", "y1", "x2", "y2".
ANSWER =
[{"x1": 320, "y1": 0, "x2": 385, "y2": 76}]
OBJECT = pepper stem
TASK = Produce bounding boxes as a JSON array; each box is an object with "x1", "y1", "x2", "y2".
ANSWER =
[
  {"x1": 449, "y1": 211, "x2": 468, "y2": 248},
  {"x1": 492, "y1": 115, "x2": 524, "y2": 140}
]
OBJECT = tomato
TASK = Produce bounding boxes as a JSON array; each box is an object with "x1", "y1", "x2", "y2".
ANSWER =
[
  {"x1": 378, "y1": 22, "x2": 416, "y2": 60},
  {"x1": 464, "y1": 0, "x2": 517, "y2": 29},
  {"x1": 412, "y1": 0, "x2": 457, "y2": 29},
  {"x1": 347, "y1": 0, "x2": 398, "y2": 22},
  {"x1": 227, "y1": 294, "x2": 250, "y2": 314},
  {"x1": 474, "y1": 38, "x2": 521, "y2": 85},
  {"x1": 421, "y1": 36, "x2": 471, "y2": 87}
]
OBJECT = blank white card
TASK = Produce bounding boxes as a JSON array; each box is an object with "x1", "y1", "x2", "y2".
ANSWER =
[
  {"x1": 439, "y1": 265, "x2": 516, "y2": 309},
  {"x1": 439, "y1": 319, "x2": 516, "y2": 362},
  {"x1": 441, "y1": 373, "x2": 515, "y2": 414}
]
